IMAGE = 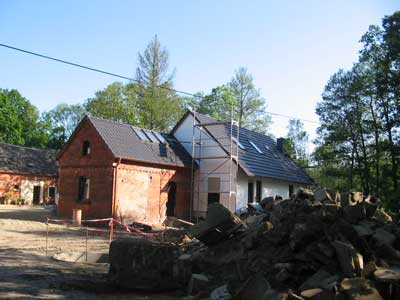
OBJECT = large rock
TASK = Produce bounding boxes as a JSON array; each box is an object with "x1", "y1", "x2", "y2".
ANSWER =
[
  {"x1": 332, "y1": 240, "x2": 364, "y2": 277},
  {"x1": 189, "y1": 203, "x2": 247, "y2": 246},
  {"x1": 340, "y1": 278, "x2": 383, "y2": 300},
  {"x1": 239, "y1": 274, "x2": 271, "y2": 300},
  {"x1": 108, "y1": 238, "x2": 184, "y2": 291}
]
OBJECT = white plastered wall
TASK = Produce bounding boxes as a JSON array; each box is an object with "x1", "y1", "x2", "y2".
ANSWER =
[
  {"x1": 21, "y1": 179, "x2": 44, "y2": 204},
  {"x1": 173, "y1": 113, "x2": 307, "y2": 215},
  {"x1": 236, "y1": 170, "x2": 303, "y2": 212}
]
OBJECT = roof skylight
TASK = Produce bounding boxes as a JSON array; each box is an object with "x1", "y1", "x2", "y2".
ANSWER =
[
  {"x1": 144, "y1": 130, "x2": 159, "y2": 143},
  {"x1": 154, "y1": 132, "x2": 166, "y2": 144},
  {"x1": 232, "y1": 137, "x2": 245, "y2": 150},
  {"x1": 132, "y1": 127, "x2": 150, "y2": 142},
  {"x1": 249, "y1": 140, "x2": 263, "y2": 154},
  {"x1": 132, "y1": 127, "x2": 168, "y2": 144}
]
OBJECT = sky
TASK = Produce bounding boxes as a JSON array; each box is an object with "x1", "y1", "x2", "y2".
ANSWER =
[{"x1": 0, "y1": 0, "x2": 399, "y2": 146}]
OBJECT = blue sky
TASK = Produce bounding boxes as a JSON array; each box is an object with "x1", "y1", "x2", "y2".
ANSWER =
[{"x1": 0, "y1": 0, "x2": 399, "y2": 143}]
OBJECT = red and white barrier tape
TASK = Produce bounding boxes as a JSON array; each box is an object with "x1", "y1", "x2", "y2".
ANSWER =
[{"x1": 46, "y1": 217, "x2": 155, "y2": 238}]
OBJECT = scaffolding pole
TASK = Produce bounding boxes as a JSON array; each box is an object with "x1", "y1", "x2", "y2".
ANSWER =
[{"x1": 190, "y1": 109, "x2": 240, "y2": 219}]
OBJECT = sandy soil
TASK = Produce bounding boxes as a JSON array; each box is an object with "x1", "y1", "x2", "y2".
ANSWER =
[{"x1": 0, "y1": 206, "x2": 181, "y2": 299}]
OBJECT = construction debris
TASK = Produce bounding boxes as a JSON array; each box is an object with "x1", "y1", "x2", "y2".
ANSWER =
[
  {"x1": 108, "y1": 238, "x2": 184, "y2": 291},
  {"x1": 108, "y1": 188, "x2": 400, "y2": 299}
]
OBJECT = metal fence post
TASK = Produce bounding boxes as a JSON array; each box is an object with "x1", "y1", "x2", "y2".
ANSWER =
[
  {"x1": 45, "y1": 217, "x2": 49, "y2": 257},
  {"x1": 109, "y1": 219, "x2": 114, "y2": 245},
  {"x1": 86, "y1": 226, "x2": 88, "y2": 263}
]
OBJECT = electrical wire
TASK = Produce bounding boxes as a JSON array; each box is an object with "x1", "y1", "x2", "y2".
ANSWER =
[{"x1": 0, "y1": 43, "x2": 320, "y2": 124}]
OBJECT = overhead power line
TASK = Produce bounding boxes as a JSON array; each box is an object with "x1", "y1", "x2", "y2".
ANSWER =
[
  {"x1": 0, "y1": 43, "x2": 196, "y2": 97},
  {"x1": 0, "y1": 43, "x2": 320, "y2": 124}
]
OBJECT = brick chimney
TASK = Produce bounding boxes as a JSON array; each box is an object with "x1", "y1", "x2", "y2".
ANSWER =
[{"x1": 276, "y1": 138, "x2": 285, "y2": 154}]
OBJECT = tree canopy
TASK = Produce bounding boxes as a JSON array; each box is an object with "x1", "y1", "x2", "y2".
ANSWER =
[
  {"x1": 285, "y1": 119, "x2": 309, "y2": 167},
  {"x1": 0, "y1": 89, "x2": 48, "y2": 148},
  {"x1": 197, "y1": 68, "x2": 271, "y2": 133},
  {"x1": 314, "y1": 11, "x2": 400, "y2": 208}
]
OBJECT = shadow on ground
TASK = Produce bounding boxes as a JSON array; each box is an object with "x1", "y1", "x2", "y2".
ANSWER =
[
  {"x1": 0, "y1": 248, "x2": 179, "y2": 299},
  {"x1": 0, "y1": 206, "x2": 54, "y2": 222}
]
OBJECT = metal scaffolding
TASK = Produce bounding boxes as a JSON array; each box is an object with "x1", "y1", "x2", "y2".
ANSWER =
[{"x1": 189, "y1": 109, "x2": 240, "y2": 221}]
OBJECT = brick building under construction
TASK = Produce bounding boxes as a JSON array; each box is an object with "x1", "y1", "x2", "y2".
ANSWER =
[
  {"x1": 57, "y1": 116, "x2": 192, "y2": 224},
  {"x1": 57, "y1": 112, "x2": 313, "y2": 224}
]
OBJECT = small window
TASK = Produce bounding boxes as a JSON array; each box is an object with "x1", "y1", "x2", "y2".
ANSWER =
[
  {"x1": 154, "y1": 132, "x2": 166, "y2": 143},
  {"x1": 256, "y1": 181, "x2": 262, "y2": 202},
  {"x1": 82, "y1": 141, "x2": 90, "y2": 155},
  {"x1": 78, "y1": 177, "x2": 90, "y2": 201},
  {"x1": 207, "y1": 178, "x2": 220, "y2": 205},
  {"x1": 48, "y1": 186, "x2": 56, "y2": 199},
  {"x1": 132, "y1": 127, "x2": 150, "y2": 142},
  {"x1": 232, "y1": 137, "x2": 245, "y2": 150},
  {"x1": 249, "y1": 140, "x2": 263, "y2": 154},
  {"x1": 289, "y1": 185, "x2": 294, "y2": 196},
  {"x1": 248, "y1": 182, "x2": 254, "y2": 203}
]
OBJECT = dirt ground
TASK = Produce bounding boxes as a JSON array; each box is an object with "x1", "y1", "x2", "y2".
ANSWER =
[{"x1": 0, "y1": 206, "x2": 181, "y2": 300}]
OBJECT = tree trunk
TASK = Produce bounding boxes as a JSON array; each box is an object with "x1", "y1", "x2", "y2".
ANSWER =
[{"x1": 368, "y1": 96, "x2": 380, "y2": 194}]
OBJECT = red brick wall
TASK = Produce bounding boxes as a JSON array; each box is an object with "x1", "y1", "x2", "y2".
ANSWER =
[
  {"x1": 0, "y1": 172, "x2": 57, "y2": 204},
  {"x1": 115, "y1": 161, "x2": 191, "y2": 224},
  {"x1": 57, "y1": 118, "x2": 116, "y2": 220},
  {"x1": 57, "y1": 117, "x2": 191, "y2": 223},
  {"x1": 58, "y1": 167, "x2": 114, "y2": 219}
]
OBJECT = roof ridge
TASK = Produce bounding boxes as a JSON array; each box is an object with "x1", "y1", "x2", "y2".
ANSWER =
[{"x1": 88, "y1": 115, "x2": 168, "y2": 135}]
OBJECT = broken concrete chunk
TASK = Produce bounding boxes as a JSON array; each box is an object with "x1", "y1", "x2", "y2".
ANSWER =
[
  {"x1": 303, "y1": 289, "x2": 336, "y2": 300},
  {"x1": 340, "y1": 278, "x2": 383, "y2": 300},
  {"x1": 332, "y1": 240, "x2": 363, "y2": 277},
  {"x1": 108, "y1": 238, "x2": 182, "y2": 291},
  {"x1": 352, "y1": 223, "x2": 374, "y2": 237},
  {"x1": 353, "y1": 252, "x2": 364, "y2": 276},
  {"x1": 317, "y1": 242, "x2": 335, "y2": 258},
  {"x1": 275, "y1": 268, "x2": 291, "y2": 282},
  {"x1": 373, "y1": 208, "x2": 393, "y2": 223},
  {"x1": 343, "y1": 203, "x2": 366, "y2": 223},
  {"x1": 189, "y1": 203, "x2": 247, "y2": 246},
  {"x1": 300, "y1": 288, "x2": 323, "y2": 299},
  {"x1": 299, "y1": 269, "x2": 332, "y2": 291},
  {"x1": 262, "y1": 289, "x2": 286, "y2": 300},
  {"x1": 290, "y1": 223, "x2": 314, "y2": 250},
  {"x1": 340, "y1": 192, "x2": 363, "y2": 207},
  {"x1": 210, "y1": 284, "x2": 232, "y2": 300},
  {"x1": 314, "y1": 188, "x2": 334, "y2": 203},
  {"x1": 320, "y1": 274, "x2": 340, "y2": 290},
  {"x1": 296, "y1": 188, "x2": 314, "y2": 200},
  {"x1": 364, "y1": 196, "x2": 380, "y2": 218},
  {"x1": 178, "y1": 253, "x2": 192, "y2": 261},
  {"x1": 288, "y1": 293, "x2": 305, "y2": 300},
  {"x1": 163, "y1": 216, "x2": 194, "y2": 229},
  {"x1": 373, "y1": 228, "x2": 396, "y2": 246},
  {"x1": 321, "y1": 203, "x2": 340, "y2": 220},
  {"x1": 376, "y1": 242, "x2": 400, "y2": 260},
  {"x1": 362, "y1": 261, "x2": 378, "y2": 277},
  {"x1": 188, "y1": 273, "x2": 209, "y2": 295},
  {"x1": 374, "y1": 267, "x2": 400, "y2": 283},
  {"x1": 239, "y1": 274, "x2": 271, "y2": 300}
]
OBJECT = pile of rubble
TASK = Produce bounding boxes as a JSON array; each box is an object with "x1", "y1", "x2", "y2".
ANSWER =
[{"x1": 109, "y1": 188, "x2": 400, "y2": 300}]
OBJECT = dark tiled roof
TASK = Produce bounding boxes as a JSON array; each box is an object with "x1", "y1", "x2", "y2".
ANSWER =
[
  {"x1": 0, "y1": 143, "x2": 58, "y2": 176},
  {"x1": 194, "y1": 113, "x2": 314, "y2": 184},
  {"x1": 88, "y1": 116, "x2": 192, "y2": 168}
]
